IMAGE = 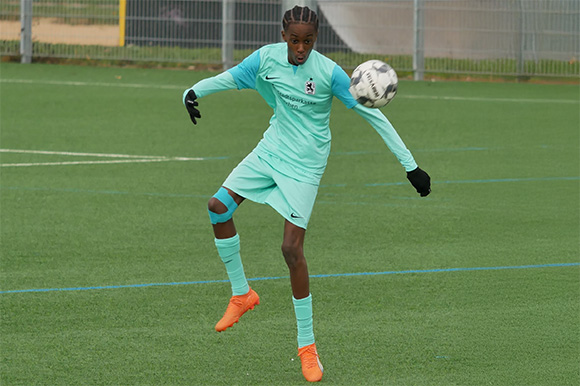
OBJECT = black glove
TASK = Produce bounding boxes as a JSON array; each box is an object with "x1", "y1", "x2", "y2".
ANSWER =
[
  {"x1": 407, "y1": 167, "x2": 431, "y2": 197},
  {"x1": 184, "y1": 90, "x2": 201, "y2": 124}
]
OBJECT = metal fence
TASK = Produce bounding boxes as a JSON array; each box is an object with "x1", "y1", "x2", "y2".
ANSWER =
[{"x1": 1, "y1": 0, "x2": 578, "y2": 79}]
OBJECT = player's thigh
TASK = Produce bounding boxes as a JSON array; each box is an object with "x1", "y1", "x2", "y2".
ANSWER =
[
  {"x1": 267, "y1": 174, "x2": 319, "y2": 229},
  {"x1": 222, "y1": 152, "x2": 276, "y2": 203}
]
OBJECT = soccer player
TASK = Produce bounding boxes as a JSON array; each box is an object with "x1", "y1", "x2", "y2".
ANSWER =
[{"x1": 183, "y1": 6, "x2": 431, "y2": 382}]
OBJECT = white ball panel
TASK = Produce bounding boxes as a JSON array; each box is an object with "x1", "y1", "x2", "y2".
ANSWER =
[{"x1": 349, "y1": 60, "x2": 398, "y2": 108}]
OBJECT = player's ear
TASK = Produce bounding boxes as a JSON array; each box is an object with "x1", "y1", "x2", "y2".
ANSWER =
[{"x1": 281, "y1": 30, "x2": 286, "y2": 42}]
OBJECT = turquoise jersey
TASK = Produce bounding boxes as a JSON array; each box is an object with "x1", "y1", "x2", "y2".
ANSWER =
[{"x1": 187, "y1": 42, "x2": 417, "y2": 185}]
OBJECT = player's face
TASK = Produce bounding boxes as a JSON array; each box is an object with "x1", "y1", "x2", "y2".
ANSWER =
[{"x1": 281, "y1": 23, "x2": 318, "y2": 65}]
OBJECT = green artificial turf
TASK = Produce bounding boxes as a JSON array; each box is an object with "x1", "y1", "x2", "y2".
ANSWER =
[{"x1": 1, "y1": 62, "x2": 578, "y2": 385}]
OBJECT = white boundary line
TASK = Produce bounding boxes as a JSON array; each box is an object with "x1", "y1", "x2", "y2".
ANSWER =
[
  {"x1": 400, "y1": 94, "x2": 579, "y2": 104},
  {"x1": 0, "y1": 149, "x2": 208, "y2": 168},
  {"x1": 1, "y1": 149, "x2": 164, "y2": 159},
  {"x1": 2, "y1": 78, "x2": 578, "y2": 104},
  {"x1": 2, "y1": 159, "x2": 170, "y2": 167},
  {"x1": 0, "y1": 78, "x2": 183, "y2": 90}
]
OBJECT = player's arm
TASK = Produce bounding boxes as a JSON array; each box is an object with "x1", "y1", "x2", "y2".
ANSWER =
[
  {"x1": 331, "y1": 65, "x2": 414, "y2": 168},
  {"x1": 331, "y1": 65, "x2": 431, "y2": 196},
  {"x1": 182, "y1": 49, "x2": 261, "y2": 125},
  {"x1": 182, "y1": 71, "x2": 238, "y2": 125},
  {"x1": 352, "y1": 104, "x2": 416, "y2": 171},
  {"x1": 353, "y1": 104, "x2": 431, "y2": 196}
]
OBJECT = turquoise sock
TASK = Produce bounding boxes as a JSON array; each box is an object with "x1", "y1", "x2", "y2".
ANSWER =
[
  {"x1": 215, "y1": 234, "x2": 249, "y2": 296},
  {"x1": 293, "y1": 294, "x2": 315, "y2": 348}
]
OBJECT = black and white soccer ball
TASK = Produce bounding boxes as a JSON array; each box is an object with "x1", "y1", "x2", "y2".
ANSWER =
[{"x1": 349, "y1": 60, "x2": 398, "y2": 108}]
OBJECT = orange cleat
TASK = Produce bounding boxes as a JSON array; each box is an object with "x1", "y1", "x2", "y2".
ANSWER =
[
  {"x1": 298, "y1": 343, "x2": 323, "y2": 382},
  {"x1": 215, "y1": 288, "x2": 260, "y2": 332}
]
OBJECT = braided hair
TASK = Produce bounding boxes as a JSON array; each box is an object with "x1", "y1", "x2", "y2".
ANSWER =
[{"x1": 282, "y1": 5, "x2": 319, "y2": 32}]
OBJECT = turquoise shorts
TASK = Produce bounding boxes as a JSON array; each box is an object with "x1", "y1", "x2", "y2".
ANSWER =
[{"x1": 223, "y1": 151, "x2": 319, "y2": 229}]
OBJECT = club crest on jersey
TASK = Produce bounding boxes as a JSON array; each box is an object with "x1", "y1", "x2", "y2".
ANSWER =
[{"x1": 305, "y1": 79, "x2": 316, "y2": 95}]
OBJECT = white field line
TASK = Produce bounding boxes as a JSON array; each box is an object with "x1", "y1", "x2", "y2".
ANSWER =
[
  {"x1": 2, "y1": 78, "x2": 578, "y2": 104},
  {"x1": 400, "y1": 94, "x2": 579, "y2": 104},
  {"x1": 1, "y1": 149, "x2": 165, "y2": 159},
  {"x1": 1, "y1": 78, "x2": 183, "y2": 90},
  {"x1": 1, "y1": 159, "x2": 169, "y2": 167},
  {"x1": 0, "y1": 149, "x2": 206, "y2": 167}
]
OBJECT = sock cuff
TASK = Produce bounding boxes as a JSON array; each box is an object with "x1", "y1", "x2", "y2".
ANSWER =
[
  {"x1": 214, "y1": 234, "x2": 240, "y2": 258},
  {"x1": 292, "y1": 293, "x2": 312, "y2": 306},
  {"x1": 293, "y1": 293, "x2": 313, "y2": 319}
]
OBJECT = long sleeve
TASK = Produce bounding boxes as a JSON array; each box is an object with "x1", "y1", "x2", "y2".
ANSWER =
[
  {"x1": 183, "y1": 71, "x2": 238, "y2": 103},
  {"x1": 353, "y1": 104, "x2": 418, "y2": 172}
]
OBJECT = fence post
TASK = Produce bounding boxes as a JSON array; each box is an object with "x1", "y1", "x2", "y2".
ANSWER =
[
  {"x1": 222, "y1": 0, "x2": 235, "y2": 70},
  {"x1": 516, "y1": 0, "x2": 525, "y2": 78},
  {"x1": 119, "y1": 0, "x2": 127, "y2": 47},
  {"x1": 20, "y1": 0, "x2": 33, "y2": 63},
  {"x1": 413, "y1": 0, "x2": 424, "y2": 81}
]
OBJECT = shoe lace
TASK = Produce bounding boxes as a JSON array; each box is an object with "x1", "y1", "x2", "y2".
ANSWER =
[
  {"x1": 299, "y1": 346, "x2": 319, "y2": 369},
  {"x1": 227, "y1": 296, "x2": 244, "y2": 310}
]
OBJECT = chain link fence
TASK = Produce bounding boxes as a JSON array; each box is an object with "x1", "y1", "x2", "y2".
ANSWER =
[{"x1": 1, "y1": 0, "x2": 578, "y2": 78}]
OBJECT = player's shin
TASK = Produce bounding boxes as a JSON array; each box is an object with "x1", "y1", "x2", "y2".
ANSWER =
[
  {"x1": 294, "y1": 293, "x2": 323, "y2": 382},
  {"x1": 293, "y1": 293, "x2": 315, "y2": 347},
  {"x1": 208, "y1": 187, "x2": 249, "y2": 296},
  {"x1": 215, "y1": 234, "x2": 249, "y2": 296}
]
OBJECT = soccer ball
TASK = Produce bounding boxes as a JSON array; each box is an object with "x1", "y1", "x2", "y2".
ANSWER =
[{"x1": 349, "y1": 60, "x2": 398, "y2": 108}]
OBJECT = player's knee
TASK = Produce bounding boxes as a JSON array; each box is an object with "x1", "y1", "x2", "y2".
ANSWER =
[
  {"x1": 208, "y1": 187, "x2": 239, "y2": 224},
  {"x1": 281, "y1": 241, "x2": 304, "y2": 267},
  {"x1": 207, "y1": 197, "x2": 227, "y2": 214}
]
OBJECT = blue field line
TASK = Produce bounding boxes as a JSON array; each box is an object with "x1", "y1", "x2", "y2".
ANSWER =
[
  {"x1": 4, "y1": 175, "x2": 573, "y2": 197},
  {"x1": 1, "y1": 262, "x2": 577, "y2": 295},
  {"x1": 363, "y1": 176, "x2": 579, "y2": 187},
  {"x1": 0, "y1": 186, "x2": 212, "y2": 199}
]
